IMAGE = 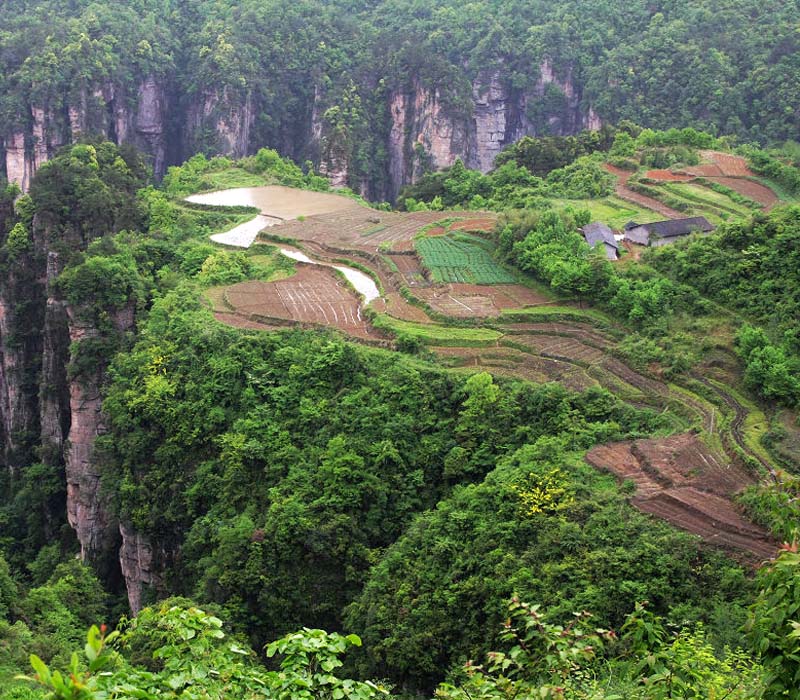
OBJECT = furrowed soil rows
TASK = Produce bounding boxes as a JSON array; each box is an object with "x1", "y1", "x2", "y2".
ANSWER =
[
  {"x1": 708, "y1": 177, "x2": 778, "y2": 208},
  {"x1": 432, "y1": 346, "x2": 596, "y2": 391},
  {"x1": 449, "y1": 218, "x2": 496, "y2": 232},
  {"x1": 645, "y1": 170, "x2": 694, "y2": 182},
  {"x1": 271, "y1": 209, "x2": 497, "y2": 251},
  {"x1": 455, "y1": 284, "x2": 552, "y2": 308},
  {"x1": 511, "y1": 334, "x2": 607, "y2": 363},
  {"x1": 223, "y1": 265, "x2": 375, "y2": 338},
  {"x1": 604, "y1": 163, "x2": 684, "y2": 219},
  {"x1": 586, "y1": 433, "x2": 776, "y2": 563},
  {"x1": 499, "y1": 322, "x2": 614, "y2": 348},
  {"x1": 371, "y1": 293, "x2": 433, "y2": 323}
]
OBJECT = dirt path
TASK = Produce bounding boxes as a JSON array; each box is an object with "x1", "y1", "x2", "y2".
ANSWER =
[{"x1": 604, "y1": 164, "x2": 685, "y2": 219}]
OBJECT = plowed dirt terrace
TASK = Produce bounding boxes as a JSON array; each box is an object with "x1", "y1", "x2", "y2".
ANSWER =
[
  {"x1": 645, "y1": 170, "x2": 693, "y2": 182},
  {"x1": 223, "y1": 265, "x2": 375, "y2": 338},
  {"x1": 586, "y1": 433, "x2": 776, "y2": 562},
  {"x1": 271, "y1": 208, "x2": 498, "y2": 252},
  {"x1": 604, "y1": 163, "x2": 684, "y2": 219},
  {"x1": 195, "y1": 185, "x2": 779, "y2": 565},
  {"x1": 710, "y1": 177, "x2": 778, "y2": 208}
]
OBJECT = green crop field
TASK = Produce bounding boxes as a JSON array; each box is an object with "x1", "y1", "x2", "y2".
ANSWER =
[
  {"x1": 415, "y1": 235, "x2": 516, "y2": 284},
  {"x1": 550, "y1": 197, "x2": 662, "y2": 229}
]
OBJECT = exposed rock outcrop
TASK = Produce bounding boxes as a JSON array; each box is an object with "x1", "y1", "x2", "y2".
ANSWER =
[
  {"x1": 386, "y1": 61, "x2": 601, "y2": 197},
  {"x1": 39, "y1": 252, "x2": 71, "y2": 464},
  {"x1": 4, "y1": 132, "x2": 33, "y2": 192},
  {"x1": 4, "y1": 77, "x2": 170, "y2": 192},
  {"x1": 186, "y1": 86, "x2": 253, "y2": 159},
  {"x1": 119, "y1": 522, "x2": 162, "y2": 614},
  {"x1": 64, "y1": 303, "x2": 134, "y2": 567}
]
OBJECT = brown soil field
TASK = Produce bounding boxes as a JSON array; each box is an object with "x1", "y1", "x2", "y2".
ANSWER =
[
  {"x1": 212, "y1": 312, "x2": 288, "y2": 332},
  {"x1": 586, "y1": 433, "x2": 776, "y2": 563},
  {"x1": 708, "y1": 177, "x2": 778, "y2": 208},
  {"x1": 223, "y1": 265, "x2": 374, "y2": 338},
  {"x1": 510, "y1": 333, "x2": 607, "y2": 364},
  {"x1": 682, "y1": 164, "x2": 724, "y2": 177},
  {"x1": 270, "y1": 208, "x2": 489, "y2": 252},
  {"x1": 500, "y1": 322, "x2": 613, "y2": 348},
  {"x1": 431, "y1": 346, "x2": 596, "y2": 391},
  {"x1": 700, "y1": 151, "x2": 753, "y2": 177},
  {"x1": 604, "y1": 163, "x2": 685, "y2": 219},
  {"x1": 645, "y1": 170, "x2": 693, "y2": 182},
  {"x1": 426, "y1": 226, "x2": 447, "y2": 236},
  {"x1": 387, "y1": 253, "x2": 427, "y2": 287},
  {"x1": 415, "y1": 288, "x2": 498, "y2": 317},
  {"x1": 373, "y1": 292, "x2": 433, "y2": 323},
  {"x1": 452, "y1": 283, "x2": 552, "y2": 308},
  {"x1": 413, "y1": 283, "x2": 553, "y2": 318},
  {"x1": 449, "y1": 218, "x2": 497, "y2": 232},
  {"x1": 683, "y1": 152, "x2": 754, "y2": 179}
]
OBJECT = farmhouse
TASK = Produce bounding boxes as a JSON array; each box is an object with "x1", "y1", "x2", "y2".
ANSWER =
[
  {"x1": 624, "y1": 217, "x2": 714, "y2": 247},
  {"x1": 580, "y1": 222, "x2": 619, "y2": 260}
]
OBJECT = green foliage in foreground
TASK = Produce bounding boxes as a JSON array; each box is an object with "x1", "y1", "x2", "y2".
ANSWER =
[
  {"x1": 31, "y1": 580, "x2": 800, "y2": 700},
  {"x1": 17, "y1": 603, "x2": 388, "y2": 700}
]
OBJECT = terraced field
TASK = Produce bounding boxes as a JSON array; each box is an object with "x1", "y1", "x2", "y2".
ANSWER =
[
  {"x1": 194, "y1": 184, "x2": 782, "y2": 563},
  {"x1": 586, "y1": 434, "x2": 776, "y2": 563},
  {"x1": 415, "y1": 235, "x2": 517, "y2": 284}
]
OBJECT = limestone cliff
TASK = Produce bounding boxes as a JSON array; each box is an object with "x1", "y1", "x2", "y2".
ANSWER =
[
  {"x1": 119, "y1": 523, "x2": 161, "y2": 614},
  {"x1": 3, "y1": 77, "x2": 170, "y2": 192},
  {"x1": 186, "y1": 86, "x2": 253, "y2": 160},
  {"x1": 387, "y1": 62, "x2": 601, "y2": 197}
]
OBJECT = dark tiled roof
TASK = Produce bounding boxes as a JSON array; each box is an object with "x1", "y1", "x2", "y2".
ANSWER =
[
  {"x1": 645, "y1": 217, "x2": 714, "y2": 238},
  {"x1": 623, "y1": 221, "x2": 640, "y2": 230},
  {"x1": 580, "y1": 222, "x2": 618, "y2": 249}
]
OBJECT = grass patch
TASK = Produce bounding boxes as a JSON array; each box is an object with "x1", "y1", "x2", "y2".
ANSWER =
[
  {"x1": 498, "y1": 305, "x2": 617, "y2": 329},
  {"x1": 373, "y1": 314, "x2": 502, "y2": 347},
  {"x1": 550, "y1": 196, "x2": 661, "y2": 228},
  {"x1": 200, "y1": 168, "x2": 269, "y2": 191},
  {"x1": 361, "y1": 224, "x2": 388, "y2": 237},
  {"x1": 662, "y1": 183, "x2": 752, "y2": 217},
  {"x1": 706, "y1": 379, "x2": 772, "y2": 465}
]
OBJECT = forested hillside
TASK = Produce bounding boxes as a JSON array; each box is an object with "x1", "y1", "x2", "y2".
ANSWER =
[
  {"x1": 1, "y1": 1, "x2": 800, "y2": 695},
  {"x1": 1, "y1": 0, "x2": 798, "y2": 197}
]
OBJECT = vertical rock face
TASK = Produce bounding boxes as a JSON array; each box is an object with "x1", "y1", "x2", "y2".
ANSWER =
[
  {"x1": 186, "y1": 86, "x2": 254, "y2": 159},
  {"x1": 5, "y1": 77, "x2": 171, "y2": 192},
  {"x1": 39, "y1": 252, "x2": 70, "y2": 464},
  {"x1": 63, "y1": 312, "x2": 112, "y2": 562},
  {"x1": 386, "y1": 61, "x2": 601, "y2": 196},
  {"x1": 134, "y1": 77, "x2": 167, "y2": 177},
  {"x1": 470, "y1": 71, "x2": 515, "y2": 173},
  {"x1": 0, "y1": 297, "x2": 30, "y2": 471},
  {"x1": 63, "y1": 304, "x2": 134, "y2": 567},
  {"x1": 119, "y1": 523, "x2": 161, "y2": 614},
  {"x1": 0, "y1": 262, "x2": 44, "y2": 472},
  {"x1": 4, "y1": 132, "x2": 32, "y2": 192},
  {"x1": 388, "y1": 84, "x2": 468, "y2": 198}
]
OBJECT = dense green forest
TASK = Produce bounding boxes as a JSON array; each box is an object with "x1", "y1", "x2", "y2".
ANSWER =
[
  {"x1": 1, "y1": 0, "x2": 799, "y2": 195},
  {"x1": 1, "y1": 1, "x2": 800, "y2": 690},
  {"x1": 0, "y1": 131, "x2": 798, "y2": 697}
]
